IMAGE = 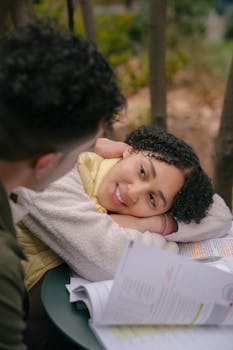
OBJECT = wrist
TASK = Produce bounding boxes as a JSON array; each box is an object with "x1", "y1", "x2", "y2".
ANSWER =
[
  {"x1": 160, "y1": 214, "x2": 167, "y2": 234},
  {"x1": 160, "y1": 214, "x2": 178, "y2": 235}
]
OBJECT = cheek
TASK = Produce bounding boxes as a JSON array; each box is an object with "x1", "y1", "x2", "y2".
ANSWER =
[
  {"x1": 122, "y1": 202, "x2": 157, "y2": 218},
  {"x1": 116, "y1": 163, "x2": 135, "y2": 182},
  {"x1": 57, "y1": 156, "x2": 77, "y2": 177},
  {"x1": 105, "y1": 165, "x2": 125, "y2": 185},
  {"x1": 133, "y1": 208, "x2": 159, "y2": 218}
]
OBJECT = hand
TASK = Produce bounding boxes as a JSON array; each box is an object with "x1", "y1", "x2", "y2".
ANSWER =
[
  {"x1": 95, "y1": 138, "x2": 128, "y2": 158},
  {"x1": 160, "y1": 214, "x2": 178, "y2": 235}
]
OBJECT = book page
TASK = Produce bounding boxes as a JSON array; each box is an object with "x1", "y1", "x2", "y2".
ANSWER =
[
  {"x1": 66, "y1": 275, "x2": 90, "y2": 302},
  {"x1": 97, "y1": 241, "x2": 233, "y2": 326},
  {"x1": 179, "y1": 237, "x2": 233, "y2": 258},
  {"x1": 72, "y1": 279, "x2": 113, "y2": 321},
  {"x1": 91, "y1": 323, "x2": 233, "y2": 350}
]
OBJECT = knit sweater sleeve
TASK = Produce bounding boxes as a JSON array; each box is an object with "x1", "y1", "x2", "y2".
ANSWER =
[
  {"x1": 16, "y1": 169, "x2": 178, "y2": 281},
  {"x1": 166, "y1": 193, "x2": 232, "y2": 242}
]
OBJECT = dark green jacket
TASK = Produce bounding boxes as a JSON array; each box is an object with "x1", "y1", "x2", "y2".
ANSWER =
[{"x1": 0, "y1": 182, "x2": 27, "y2": 349}]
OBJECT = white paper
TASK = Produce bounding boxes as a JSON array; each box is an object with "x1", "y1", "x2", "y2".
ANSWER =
[
  {"x1": 66, "y1": 275, "x2": 91, "y2": 302},
  {"x1": 98, "y1": 241, "x2": 233, "y2": 326},
  {"x1": 91, "y1": 324, "x2": 233, "y2": 350},
  {"x1": 66, "y1": 235, "x2": 233, "y2": 350},
  {"x1": 69, "y1": 278, "x2": 113, "y2": 320}
]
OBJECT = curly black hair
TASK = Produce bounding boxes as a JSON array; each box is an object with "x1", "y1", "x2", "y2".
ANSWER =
[
  {"x1": 0, "y1": 23, "x2": 125, "y2": 160},
  {"x1": 125, "y1": 125, "x2": 213, "y2": 224}
]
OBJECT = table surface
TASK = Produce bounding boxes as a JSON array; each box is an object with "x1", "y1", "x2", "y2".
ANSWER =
[{"x1": 41, "y1": 264, "x2": 103, "y2": 350}]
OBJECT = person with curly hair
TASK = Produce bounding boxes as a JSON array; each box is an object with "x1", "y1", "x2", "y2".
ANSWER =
[
  {"x1": 96, "y1": 125, "x2": 214, "y2": 225},
  {"x1": 17, "y1": 126, "x2": 232, "y2": 288},
  {"x1": 76, "y1": 125, "x2": 215, "y2": 241},
  {"x1": 0, "y1": 23, "x2": 125, "y2": 350}
]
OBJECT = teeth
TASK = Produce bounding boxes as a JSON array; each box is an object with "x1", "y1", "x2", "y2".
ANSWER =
[{"x1": 116, "y1": 187, "x2": 124, "y2": 204}]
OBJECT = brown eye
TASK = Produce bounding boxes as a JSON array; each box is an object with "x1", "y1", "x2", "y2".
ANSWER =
[
  {"x1": 148, "y1": 193, "x2": 156, "y2": 207},
  {"x1": 140, "y1": 165, "x2": 146, "y2": 178}
]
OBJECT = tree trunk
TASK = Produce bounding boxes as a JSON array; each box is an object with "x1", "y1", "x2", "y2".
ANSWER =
[
  {"x1": 0, "y1": 1, "x2": 10, "y2": 34},
  {"x1": 213, "y1": 55, "x2": 233, "y2": 210},
  {"x1": 9, "y1": 0, "x2": 36, "y2": 28},
  {"x1": 67, "y1": 0, "x2": 74, "y2": 32},
  {"x1": 148, "y1": 0, "x2": 167, "y2": 129},
  {"x1": 78, "y1": 0, "x2": 98, "y2": 46},
  {"x1": 0, "y1": 0, "x2": 36, "y2": 34},
  {"x1": 125, "y1": 0, "x2": 134, "y2": 9}
]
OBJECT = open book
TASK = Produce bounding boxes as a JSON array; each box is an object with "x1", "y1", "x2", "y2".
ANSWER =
[
  {"x1": 178, "y1": 236, "x2": 233, "y2": 259},
  {"x1": 67, "y1": 240, "x2": 233, "y2": 350}
]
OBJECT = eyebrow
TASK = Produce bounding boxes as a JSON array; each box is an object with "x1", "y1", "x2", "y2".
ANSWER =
[
  {"x1": 148, "y1": 158, "x2": 167, "y2": 208},
  {"x1": 149, "y1": 158, "x2": 156, "y2": 178},
  {"x1": 158, "y1": 190, "x2": 167, "y2": 208}
]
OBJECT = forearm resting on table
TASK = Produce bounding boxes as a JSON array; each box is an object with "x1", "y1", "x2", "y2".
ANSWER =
[{"x1": 110, "y1": 213, "x2": 178, "y2": 235}]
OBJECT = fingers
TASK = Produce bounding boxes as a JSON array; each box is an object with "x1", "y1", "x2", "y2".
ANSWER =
[{"x1": 95, "y1": 138, "x2": 129, "y2": 158}]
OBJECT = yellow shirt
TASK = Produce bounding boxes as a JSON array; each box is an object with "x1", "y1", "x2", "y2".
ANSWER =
[
  {"x1": 18, "y1": 152, "x2": 120, "y2": 290},
  {"x1": 78, "y1": 152, "x2": 120, "y2": 213}
]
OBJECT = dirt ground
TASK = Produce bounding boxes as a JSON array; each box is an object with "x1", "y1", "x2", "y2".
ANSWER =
[{"x1": 114, "y1": 73, "x2": 226, "y2": 179}]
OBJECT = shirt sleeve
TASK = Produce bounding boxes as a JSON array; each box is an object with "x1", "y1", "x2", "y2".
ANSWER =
[
  {"x1": 16, "y1": 169, "x2": 178, "y2": 281},
  {"x1": 0, "y1": 233, "x2": 27, "y2": 350},
  {"x1": 166, "y1": 193, "x2": 232, "y2": 242}
]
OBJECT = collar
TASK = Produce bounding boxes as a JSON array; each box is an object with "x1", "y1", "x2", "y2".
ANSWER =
[
  {"x1": 0, "y1": 181, "x2": 16, "y2": 234},
  {"x1": 9, "y1": 198, "x2": 28, "y2": 226},
  {"x1": 0, "y1": 182, "x2": 27, "y2": 260}
]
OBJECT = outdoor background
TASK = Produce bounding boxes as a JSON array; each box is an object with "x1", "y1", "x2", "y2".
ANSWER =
[
  {"x1": 1, "y1": 0, "x2": 233, "y2": 202},
  {"x1": 34, "y1": 0, "x2": 233, "y2": 178}
]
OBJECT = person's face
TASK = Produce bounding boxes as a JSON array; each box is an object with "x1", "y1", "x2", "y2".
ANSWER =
[
  {"x1": 31, "y1": 129, "x2": 103, "y2": 191},
  {"x1": 97, "y1": 152, "x2": 185, "y2": 217}
]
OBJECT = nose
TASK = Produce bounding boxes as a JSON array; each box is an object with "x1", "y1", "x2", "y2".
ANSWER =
[{"x1": 127, "y1": 183, "x2": 148, "y2": 204}]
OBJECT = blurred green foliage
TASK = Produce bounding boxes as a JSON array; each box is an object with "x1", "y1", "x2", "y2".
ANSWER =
[
  {"x1": 117, "y1": 53, "x2": 149, "y2": 94},
  {"x1": 35, "y1": 0, "x2": 67, "y2": 28},
  {"x1": 76, "y1": 8, "x2": 190, "y2": 92},
  {"x1": 74, "y1": 11, "x2": 148, "y2": 65},
  {"x1": 168, "y1": 0, "x2": 216, "y2": 35},
  {"x1": 204, "y1": 40, "x2": 233, "y2": 77},
  {"x1": 90, "y1": 13, "x2": 136, "y2": 63},
  {"x1": 34, "y1": 0, "x2": 231, "y2": 95},
  {"x1": 166, "y1": 50, "x2": 189, "y2": 81}
]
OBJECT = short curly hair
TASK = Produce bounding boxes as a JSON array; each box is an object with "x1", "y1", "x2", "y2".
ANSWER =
[
  {"x1": 125, "y1": 125, "x2": 213, "y2": 223},
  {"x1": 0, "y1": 23, "x2": 125, "y2": 160}
]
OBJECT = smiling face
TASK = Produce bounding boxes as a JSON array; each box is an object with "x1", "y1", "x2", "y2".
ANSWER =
[{"x1": 97, "y1": 151, "x2": 185, "y2": 217}]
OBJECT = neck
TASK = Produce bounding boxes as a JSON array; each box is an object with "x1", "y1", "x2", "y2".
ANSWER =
[{"x1": 0, "y1": 159, "x2": 32, "y2": 195}]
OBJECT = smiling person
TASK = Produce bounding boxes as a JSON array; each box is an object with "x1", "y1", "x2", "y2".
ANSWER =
[
  {"x1": 0, "y1": 23, "x2": 126, "y2": 350},
  {"x1": 16, "y1": 126, "x2": 232, "y2": 291},
  {"x1": 77, "y1": 146, "x2": 182, "y2": 236},
  {"x1": 78, "y1": 125, "x2": 215, "y2": 232},
  {"x1": 97, "y1": 150, "x2": 183, "y2": 220}
]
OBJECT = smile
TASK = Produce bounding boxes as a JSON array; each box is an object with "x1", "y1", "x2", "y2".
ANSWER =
[
  {"x1": 113, "y1": 185, "x2": 126, "y2": 206},
  {"x1": 116, "y1": 186, "x2": 124, "y2": 204}
]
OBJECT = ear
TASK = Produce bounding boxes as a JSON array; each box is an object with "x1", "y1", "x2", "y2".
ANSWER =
[
  {"x1": 33, "y1": 152, "x2": 60, "y2": 176},
  {"x1": 123, "y1": 146, "x2": 134, "y2": 159}
]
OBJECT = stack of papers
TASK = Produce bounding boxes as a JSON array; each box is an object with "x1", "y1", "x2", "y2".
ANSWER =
[{"x1": 66, "y1": 230, "x2": 233, "y2": 350}]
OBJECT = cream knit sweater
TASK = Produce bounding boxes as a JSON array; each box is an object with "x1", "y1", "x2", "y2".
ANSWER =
[{"x1": 16, "y1": 165, "x2": 232, "y2": 282}]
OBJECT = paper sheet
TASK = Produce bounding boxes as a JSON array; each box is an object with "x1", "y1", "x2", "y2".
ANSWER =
[
  {"x1": 91, "y1": 324, "x2": 233, "y2": 350},
  {"x1": 99, "y1": 242, "x2": 233, "y2": 326}
]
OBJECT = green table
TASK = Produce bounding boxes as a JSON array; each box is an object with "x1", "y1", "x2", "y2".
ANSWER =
[{"x1": 41, "y1": 264, "x2": 103, "y2": 350}]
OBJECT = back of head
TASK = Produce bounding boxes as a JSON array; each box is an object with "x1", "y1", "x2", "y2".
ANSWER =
[
  {"x1": 0, "y1": 23, "x2": 125, "y2": 160},
  {"x1": 125, "y1": 125, "x2": 213, "y2": 223}
]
